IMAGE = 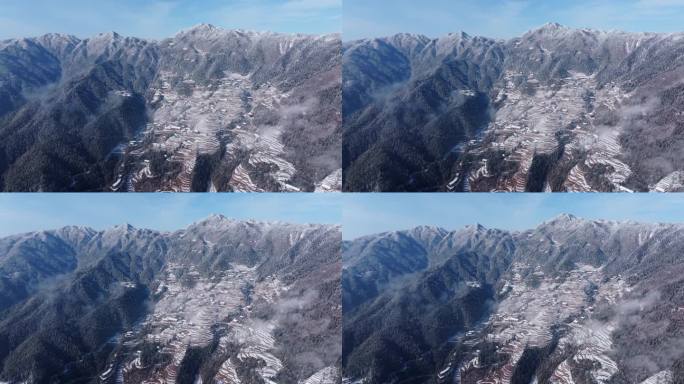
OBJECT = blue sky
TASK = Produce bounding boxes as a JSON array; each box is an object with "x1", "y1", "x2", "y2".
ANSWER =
[
  {"x1": 342, "y1": 194, "x2": 684, "y2": 239},
  {"x1": 0, "y1": 0, "x2": 341, "y2": 40},
  {"x1": 344, "y1": 0, "x2": 684, "y2": 40},
  {"x1": 4, "y1": 193, "x2": 684, "y2": 239},
  {"x1": 0, "y1": 194, "x2": 340, "y2": 236}
]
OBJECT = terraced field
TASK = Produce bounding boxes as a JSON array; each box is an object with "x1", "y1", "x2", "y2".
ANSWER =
[
  {"x1": 450, "y1": 71, "x2": 633, "y2": 192},
  {"x1": 343, "y1": 217, "x2": 684, "y2": 384},
  {"x1": 96, "y1": 261, "x2": 340, "y2": 384},
  {"x1": 435, "y1": 263, "x2": 632, "y2": 384},
  {"x1": 0, "y1": 26, "x2": 341, "y2": 192},
  {"x1": 110, "y1": 71, "x2": 303, "y2": 192},
  {"x1": 343, "y1": 24, "x2": 684, "y2": 192},
  {"x1": 0, "y1": 218, "x2": 341, "y2": 383}
]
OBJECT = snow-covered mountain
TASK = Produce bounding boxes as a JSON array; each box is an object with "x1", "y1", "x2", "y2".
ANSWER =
[
  {"x1": 343, "y1": 24, "x2": 684, "y2": 192},
  {"x1": 343, "y1": 215, "x2": 684, "y2": 383},
  {"x1": 0, "y1": 216, "x2": 341, "y2": 383},
  {"x1": 0, "y1": 25, "x2": 341, "y2": 192}
]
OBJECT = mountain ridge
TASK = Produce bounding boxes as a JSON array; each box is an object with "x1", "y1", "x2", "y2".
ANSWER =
[
  {"x1": 343, "y1": 23, "x2": 684, "y2": 192},
  {"x1": 2, "y1": 24, "x2": 340, "y2": 47},
  {"x1": 0, "y1": 24, "x2": 342, "y2": 192},
  {"x1": 0, "y1": 217, "x2": 341, "y2": 383},
  {"x1": 343, "y1": 215, "x2": 684, "y2": 383},
  {"x1": 345, "y1": 214, "x2": 684, "y2": 242},
  {"x1": 345, "y1": 22, "x2": 676, "y2": 45}
]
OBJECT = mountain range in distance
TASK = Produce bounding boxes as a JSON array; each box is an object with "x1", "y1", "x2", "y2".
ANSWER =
[
  {"x1": 0, "y1": 215, "x2": 341, "y2": 383},
  {"x1": 343, "y1": 23, "x2": 684, "y2": 192},
  {"x1": 342, "y1": 214, "x2": 684, "y2": 383},
  {"x1": 8, "y1": 21, "x2": 684, "y2": 194},
  {"x1": 0, "y1": 25, "x2": 341, "y2": 192}
]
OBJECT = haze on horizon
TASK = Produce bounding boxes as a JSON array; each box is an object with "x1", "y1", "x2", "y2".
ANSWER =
[
  {"x1": 0, "y1": 194, "x2": 341, "y2": 237},
  {"x1": 341, "y1": 194, "x2": 684, "y2": 240},
  {"x1": 343, "y1": 0, "x2": 684, "y2": 41},
  {"x1": 0, "y1": 0, "x2": 341, "y2": 40}
]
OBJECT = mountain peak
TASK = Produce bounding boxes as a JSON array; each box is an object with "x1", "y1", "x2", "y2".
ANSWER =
[
  {"x1": 178, "y1": 23, "x2": 222, "y2": 37},
  {"x1": 447, "y1": 31, "x2": 470, "y2": 39},
  {"x1": 543, "y1": 22, "x2": 564, "y2": 28},
  {"x1": 109, "y1": 223, "x2": 136, "y2": 233},
  {"x1": 85, "y1": 31, "x2": 122, "y2": 47},
  {"x1": 544, "y1": 213, "x2": 583, "y2": 225},
  {"x1": 96, "y1": 31, "x2": 121, "y2": 39},
  {"x1": 409, "y1": 225, "x2": 448, "y2": 236},
  {"x1": 526, "y1": 22, "x2": 572, "y2": 37},
  {"x1": 390, "y1": 32, "x2": 429, "y2": 40},
  {"x1": 190, "y1": 214, "x2": 241, "y2": 229},
  {"x1": 464, "y1": 223, "x2": 487, "y2": 232},
  {"x1": 538, "y1": 22, "x2": 566, "y2": 31},
  {"x1": 37, "y1": 32, "x2": 80, "y2": 42},
  {"x1": 191, "y1": 23, "x2": 218, "y2": 31},
  {"x1": 205, "y1": 213, "x2": 230, "y2": 222},
  {"x1": 384, "y1": 32, "x2": 431, "y2": 48}
]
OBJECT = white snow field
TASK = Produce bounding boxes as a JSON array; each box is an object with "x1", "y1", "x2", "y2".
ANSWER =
[
  {"x1": 449, "y1": 70, "x2": 635, "y2": 192},
  {"x1": 98, "y1": 262, "x2": 338, "y2": 384},
  {"x1": 110, "y1": 70, "x2": 308, "y2": 192},
  {"x1": 436, "y1": 263, "x2": 634, "y2": 384}
]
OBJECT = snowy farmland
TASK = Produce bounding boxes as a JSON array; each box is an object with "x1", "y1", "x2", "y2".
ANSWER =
[
  {"x1": 433, "y1": 262, "x2": 640, "y2": 384},
  {"x1": 98, "y1": 262, "x2": 339, "y2": 384},
  {"x1": 109, "y1": 70, "x2": 319, "y2": 192},
  {"x1": 448, "y1": 70, "x2": 635, "y2": 192}
]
